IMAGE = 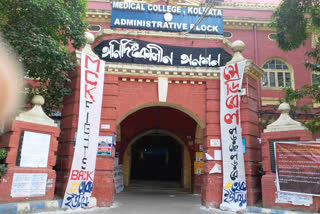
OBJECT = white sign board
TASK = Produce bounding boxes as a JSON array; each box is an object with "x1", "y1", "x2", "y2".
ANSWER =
[
  {"x1": 20, "y1": 131, "x2": 51, "y2": 167},
  {"x1": 11, "y1": 173, "x2": 47, "y2": 197}
]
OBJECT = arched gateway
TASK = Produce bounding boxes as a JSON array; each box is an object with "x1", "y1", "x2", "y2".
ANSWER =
[{"x1": 55, "y1": 31, "x2": 264, "y2": 208}]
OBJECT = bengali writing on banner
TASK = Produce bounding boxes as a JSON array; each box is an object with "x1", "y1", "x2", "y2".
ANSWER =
[
  {"x1": 220, "y1": 61, "x2": 247, "y2": 211},
  {"x1": 275, "y1": 142, "x2": 320, "y2": 196},
  {"x1": 62, "y1": 53, "x2": 105, "y2": 209}
]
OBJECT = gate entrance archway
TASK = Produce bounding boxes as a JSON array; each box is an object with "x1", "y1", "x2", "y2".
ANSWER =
[
  {"x1": 118, "y1": 104, "x2": 204, "y2": 193},
  {"x1": 56, "y1": 34, "x2": 264, "y2": 207}
]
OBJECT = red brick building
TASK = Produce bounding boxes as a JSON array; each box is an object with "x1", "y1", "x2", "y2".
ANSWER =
[{"x1": 55, "y1": 0, "x2": 319, "y2": 210}]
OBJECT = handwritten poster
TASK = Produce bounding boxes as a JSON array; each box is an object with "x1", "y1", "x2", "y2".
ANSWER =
[
  {"x1": 11, "y1": 173, "x2": 47, "y2": 197},
  {"x1": 62, "y1": 53, "x2": 105, "y2": 209},
  {"x1": 220, "y1": 61, "x2": 247, "y2": 211},
  {"x1": 20, "y1": 131, "x2": 51, "y2": 167}
]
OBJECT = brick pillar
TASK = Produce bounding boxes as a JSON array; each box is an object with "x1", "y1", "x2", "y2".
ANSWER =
[
  {"x1": 202, "y1": 79, "x2": 223, "y2": 208},
  {"x1": 92, "y1": 74, "x2": 119, "y2": 206},
  {"x1": 55, "y1": 67, "x2": 81, "y2": 197},
  {"x1": 56, "y1": 52, "x2": 118, "y2": 206},
  {"x1": 261, "y1": 130, "x2": 316, "y2": 211},
  {"x1": 201, "y1": 40, "x2": 264, "y2": 208},
  {"x1": 201, "y1": 74, "x2": 262, "y2": 208},
  {"x1": 240, "y1": 73, "x2": 261, "y2": 205},
  {"x1": 0, "y1": 96, "x2": 60, "y2": 202},
  {"x1": 260, "y1": 102, "x2": 320, "y2": 212}
]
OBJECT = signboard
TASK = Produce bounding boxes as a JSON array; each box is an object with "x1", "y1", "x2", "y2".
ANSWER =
[
  {"x1": 275, "y1": 142, "x2": 320, "y2": 196},
  {"x1": 20, "y1": 131, "x2": 51, "y2": 167},
  {"x1": 242, "y1": 138, "x2": 246, "y2": 155},
  {"x1": 62, "y1": 53, "x2": 105, "y2": 209},
  {"x1": 11, "y1": 173, "x2": 47, "y2": 197},
  {"x1": 97, "y1": 135, "x2": 113, "y2": 156},
  {"x1": 210, "y1": 139, "x2": 221, "y2": 147},
  {"x1": 114, "y1": 164, "x2": 124, "y2": 193},
  {"x1": 195, "y1": 152, "x2": 203, "y2": 162},
  {"x1": 93, "y1": 38, "x2": 232, "y2": 68},
  {"x1": 194, "y1": 162, "x2": 204, "y2": 175},
  {"x1": 220, "y1": 61, "x2": 247, "y2": 211},
  {"x1": 110, "y1": 2, "x2": 223, "y2": 35}
]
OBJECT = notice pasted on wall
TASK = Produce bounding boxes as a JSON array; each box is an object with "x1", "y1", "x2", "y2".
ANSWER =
[
  {"x1": 11, "y1": 173, "x2": 47, "y2": 197},
  {"x1": 275, "y1": 142, "x2": 320, "y2": 196}
]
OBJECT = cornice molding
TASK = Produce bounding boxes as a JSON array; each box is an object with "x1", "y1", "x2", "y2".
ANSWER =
[
  {"x1": 224, "y1": 17, "x2": 270, "y2": 28},
  {"x1": 216, "y1": 2, "x2": 277, "y2": 11},
  {"x1": 87, "y1": 0, "x2": 278, "y2": 10},
  {"x1": 245, "y1": 60, "x2": 264, "y2": 80},
  {"x1": 94, "y1": 29, "x2": 232, "y2": 46},
  {"x1": 104, "y1": 62, "x2": 221, "y2": 79}
]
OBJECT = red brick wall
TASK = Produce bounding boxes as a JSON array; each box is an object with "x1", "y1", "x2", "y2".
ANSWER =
[{"x1": 58, "y1": 68, "x2": 262, "y2": 207}]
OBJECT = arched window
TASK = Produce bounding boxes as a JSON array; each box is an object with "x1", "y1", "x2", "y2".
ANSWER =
[
  {"x1": 87, "y1": 24, "x2": 101, "y2": 32},
  {"x1": 262, "y1": 59, "x2": 293, "y2": 89}
]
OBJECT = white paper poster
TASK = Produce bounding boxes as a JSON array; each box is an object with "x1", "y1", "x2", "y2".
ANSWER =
[
  {"x1": 276, "y1": 192, "x2": 313, "y2": 206},
  {"x1": 220, "y1": 61, "x2": 247, "y2": 211},
  {"x1": 205, "y1": 153, "x2": 214, "y2": 160},
  {"x1": 209, "y1": 164, "x2": 222, "y2": 174},
  {"x1": 20, "y1": 131, "x2": 51, "y2": 167},
  {"x1": 114, "y1": 164, "x2": 124, "y2": 193},
  {"x1": 210, "y1": 139, "x2": 221, "y2": 147},
  {"x1": 214, "y1": 150, "x2": 222, "y2": 160},
  {"x1": 62, "y1": 53, "x2": 105, "y2": 209},
  {"x1": 11, "y1": 173, "x2": 47, "y2": 197}
]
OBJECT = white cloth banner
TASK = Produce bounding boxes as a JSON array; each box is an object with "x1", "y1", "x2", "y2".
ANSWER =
[
  {"x1": 219, "y1": 61, "x2": 247, "y2": 211},
  {"x1": 62, "y1": 53, "x2": 105, "y2": 209}
]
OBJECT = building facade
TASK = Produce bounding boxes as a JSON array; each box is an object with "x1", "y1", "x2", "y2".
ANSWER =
[{"x1": 55, "y1": 0, "x2": 319, "y2": 210}]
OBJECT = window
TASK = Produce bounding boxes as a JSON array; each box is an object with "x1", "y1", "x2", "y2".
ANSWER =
[
  {"x1": 87, "y1": 24, "x2": 101, "y2": 32},
  {"x1": 268, "y1": 33, "x2": 277, "y2": 41},
  {"x1": 206, "y1": 0, "x2": 224, "y2": 2},
  {"x1": 262, "y1": 59, "x2": 293, "y2": 89},
  {"x1": 312, "y1": 73, "x2": 320, "y2": 85},
  {"x1": 223, "y1": 31, "x2": 232, "y2": 38},
  {"x1": 270, "y1": 140, "x2": 298, "y2": 173}
]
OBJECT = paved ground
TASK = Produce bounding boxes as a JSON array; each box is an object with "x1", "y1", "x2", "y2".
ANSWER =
[{"x1": 38, "y1": 181, "x2": 237, "y2": 214}]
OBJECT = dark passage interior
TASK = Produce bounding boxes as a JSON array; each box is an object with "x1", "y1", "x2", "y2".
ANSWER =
[{"x1": 130, "y1": 133, "x2": 182, "y2": 182}]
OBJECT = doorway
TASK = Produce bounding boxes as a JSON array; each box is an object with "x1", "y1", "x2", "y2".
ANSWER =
[{"x1": 130, "y1": 133, "x2": 182, "y2": 182}]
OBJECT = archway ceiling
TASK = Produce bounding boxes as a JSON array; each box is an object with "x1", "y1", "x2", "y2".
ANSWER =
[{"x1": 120, "y1": 106, "x2": 197, "y2": 143}]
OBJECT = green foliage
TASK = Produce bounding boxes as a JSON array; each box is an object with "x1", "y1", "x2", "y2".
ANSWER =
[
  {"x1": 0, "y1": 148, "x2": 7, "y2": 178},
  {"x1": 0, "y1": 0, "x2": 88, "y2": 113},
  {"x1": 0, "y1": 148, "x2": 6, "y2": 160},
  {"x1": 282, "y1": 88, "x2": 320, "y2": 134},
  {"x1": 271, "y1": 0, "x2": 320, "y2": 133},
  {"x1": 271, "y1": 0, "x2": 320, "y2": 51}
]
